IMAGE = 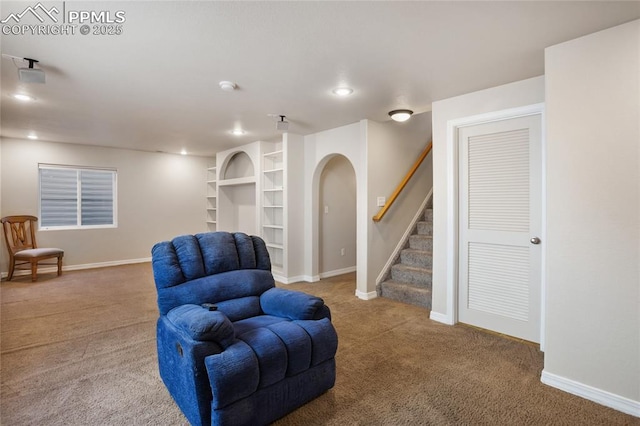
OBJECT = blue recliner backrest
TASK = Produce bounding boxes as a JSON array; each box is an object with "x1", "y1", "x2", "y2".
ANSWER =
[{"x1": 151, "y1": 232, "x2": 274, "y2": 316}]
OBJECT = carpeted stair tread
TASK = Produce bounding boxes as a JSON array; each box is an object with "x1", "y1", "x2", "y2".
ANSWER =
[
  {"x1": 379, "y1": 280, "x2": 432, "y2": 309},
  {"x1": 424, "y1": 208, "x2": 433, "y2": 222},
  {"x1": 379, "y1": 204, "x2": 434, "y2": 308},
  {"x1": 409, "y1": 234, "x2": 433, "y2": 251},
  {"x1": 400, "y1": 248, "x2": 433, "y2": 269},
  {"x1": 391, "y1": 264, "x2": 432, "y2": 287},
  {"x1": 417, "y1": 221, "x2": 433, "y2": 236}
]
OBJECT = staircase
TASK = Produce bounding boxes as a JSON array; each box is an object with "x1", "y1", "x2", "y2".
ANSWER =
[{"x1": 378, "y1": 206, "x2": 433, "y2": 309}]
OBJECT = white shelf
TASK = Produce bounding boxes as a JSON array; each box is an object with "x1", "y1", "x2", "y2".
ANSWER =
[
  {"x1": 263, "y1": 168, "x2": 284, "y2": 174},
  {"x1": 207, "y1": 164, "x2": 217, "y2": 231},
  {"x1": 218, "y1": 176, "x2": 256, "y2": 187},
  {"x1": 262, "y1": 146, "x2": 285, "y2": 273}
]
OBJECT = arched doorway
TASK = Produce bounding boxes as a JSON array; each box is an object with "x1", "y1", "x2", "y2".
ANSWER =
[{"x1": 316, "y1": 154, "x2": 357, "y2": 279}]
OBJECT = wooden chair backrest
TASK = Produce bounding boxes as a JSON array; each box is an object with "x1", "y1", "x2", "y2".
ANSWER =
[{"x1": 1, "y1": 215, "x2": 38, "y2": 254}]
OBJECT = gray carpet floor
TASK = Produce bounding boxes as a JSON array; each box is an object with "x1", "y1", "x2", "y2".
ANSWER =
[{"x1": 1, "y1": 264, "x2": 637, "y2": 425}]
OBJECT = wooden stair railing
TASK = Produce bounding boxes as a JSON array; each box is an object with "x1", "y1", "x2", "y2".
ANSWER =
[{"x1": 372, "y1": 141, "x2": 432, "y2": 222}]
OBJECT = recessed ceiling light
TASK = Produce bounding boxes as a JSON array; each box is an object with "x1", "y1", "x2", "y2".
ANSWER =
[
  {"x1": 219, "y1": 81, "x2": 237, "y2": 91},
  {"x1": 13, "y1": 93, "x2": 34, "y2": 101},
  {"x1": 231, "y1": 129, "x2": 246, "y2": 136},
  {"x1": 180, "y1": 149, "x2": 187, "y2": 155},
  {"x1": 332, "y1": 87, "x2": 353, "y2": 97},
  {"x1": 27, "y1": 134, "x2": 38, "y2": 140},
  {"x1": 389, "y1": 109, "x2": 413, "y2": 122}
]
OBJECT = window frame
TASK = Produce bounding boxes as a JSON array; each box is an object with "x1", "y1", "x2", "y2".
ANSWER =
[{"x1": 38, "y1": 164, "x2": 118, "y2": 231}]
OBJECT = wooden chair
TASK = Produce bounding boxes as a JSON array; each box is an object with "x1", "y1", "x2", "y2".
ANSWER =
[{"x1": 1, "y1": 215, "x2": 64, "y2": 282}]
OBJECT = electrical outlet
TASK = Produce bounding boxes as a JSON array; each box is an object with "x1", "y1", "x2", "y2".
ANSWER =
[{"x1": 340, "y1": 248, "x2": 345, "y2": 256}]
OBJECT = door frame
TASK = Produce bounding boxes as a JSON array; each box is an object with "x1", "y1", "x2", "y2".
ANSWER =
[{"x1": 444, "y1": 103, "x2": 546, "y2": 350}]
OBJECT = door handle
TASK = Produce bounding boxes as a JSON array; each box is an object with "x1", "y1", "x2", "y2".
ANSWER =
[{"x1": 530, "y1": 237, "x2": 541, "y2": 245}]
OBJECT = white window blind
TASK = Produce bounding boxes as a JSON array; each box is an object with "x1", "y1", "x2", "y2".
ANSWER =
[{"x1": 39, "y1": 165, "x2": 117, "y2": 229}]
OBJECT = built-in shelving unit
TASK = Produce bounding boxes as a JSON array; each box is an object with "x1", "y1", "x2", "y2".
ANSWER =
[
  {"x1": 206, "y1": 166, "x2": 217, "y2": 231},
  {"x1": 262, "y1": 148, "x2": 284, "y2": 271}
]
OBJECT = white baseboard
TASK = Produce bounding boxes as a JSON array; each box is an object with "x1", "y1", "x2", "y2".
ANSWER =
[
  {"x1": 273, "y1": 274, "x2": 324, "y2": 284},
  {"x1": 541, "y1": 370, "x2": 640, "y2": 417},
  {"x1": 355, "y1": 289, "x2": 377, "y2": 300},
  {"x1": 430, "y1": 311, "x2": 455, "y2": 325},
  {"x1": 319, "y1": 266, "x2": 356, "y2": 279},
  {"x1": 1, "y1": 257, "x2": 151, "y2": 279}
]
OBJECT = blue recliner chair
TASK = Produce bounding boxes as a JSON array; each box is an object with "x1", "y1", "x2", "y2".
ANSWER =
[{"x1": 151, "y1": 232, "x2": 338, "y2": 426}]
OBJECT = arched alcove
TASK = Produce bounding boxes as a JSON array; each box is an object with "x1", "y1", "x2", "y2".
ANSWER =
[
  {"x1": 222, "y1": 151, "x2": 254, "y2": 180},
  {"x1": 312, "y1": 154, "x2": 358, "y2": 284},
  {"x1": 218, "y1": 150, "x2": 257, "y2": 234},
  {"x1": 319, "y1": 155, "x2": 357, "y2": 277}
]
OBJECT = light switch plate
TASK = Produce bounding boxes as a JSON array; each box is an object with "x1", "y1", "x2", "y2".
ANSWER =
[{"x1": 377, "y1": 197, "x2": 386, "y2": 207}]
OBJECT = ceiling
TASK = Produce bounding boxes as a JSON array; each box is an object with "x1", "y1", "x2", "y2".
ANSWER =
[{"x1": 1, "y1": 1, "x2": 639, "y2": 157}]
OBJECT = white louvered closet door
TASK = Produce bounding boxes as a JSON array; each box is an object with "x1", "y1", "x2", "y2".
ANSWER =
[{"x1": 458, "y1": 114, "x2": 541, "y2": 343}]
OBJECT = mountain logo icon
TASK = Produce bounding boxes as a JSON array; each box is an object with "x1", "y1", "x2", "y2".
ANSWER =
[{"x1": 1, "y1": 2, "x2": 60, "y2": 24}]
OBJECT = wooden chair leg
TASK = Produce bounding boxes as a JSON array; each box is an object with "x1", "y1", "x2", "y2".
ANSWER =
[
  {"x1": 57, "y1": 255, "x2": 63, "y2": 276},
  {"x1": 31, "y1": 260, "x2": 37, "y2": 282},
  {"x1": 7, "y1": 259, "x2": 15, "y2": 281}
]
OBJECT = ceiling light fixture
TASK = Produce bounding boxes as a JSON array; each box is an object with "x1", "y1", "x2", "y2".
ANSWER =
[
  {"x1": 332, "y1": 87, "x2": 353, "y2": 97},
  {"x1": 27, "y1": 134, "x2": 38, "y2": 140},
  {"x1": 389, "y1": 109, "x2": 413, "y2": 122},
  {"x1": 13, "y1": 93, "x2": 34, "y2": 101},
  {"x1": 231, "y1": 129, "x2": 246, "y2": 136},
  {"x1": 219, "y1": 81, "x2": 237, "y2": 91},
  {"x1": 180, "y1": 149, "x2": 187, "y2": 155}
]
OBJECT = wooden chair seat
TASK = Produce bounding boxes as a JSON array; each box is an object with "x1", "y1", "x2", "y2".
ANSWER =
[{"x1": 1, "y1": 215, "x2": 64, "y2": 282}]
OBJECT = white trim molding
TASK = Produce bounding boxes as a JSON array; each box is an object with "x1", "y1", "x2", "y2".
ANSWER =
[
  {"x1": 429, "y1": 311, "x2": 454, "y2": 325},
  {"x1": 541, "y1": 370, "x2": 640, "y2": 417},
  {"x1": 356, "y1": 289, "x2": 377, "y2": 300},
  {"x1": 1, "y1": 257, "x2": 152, "y2": 279},
  {"x1": 320, "y1": 266, "x2": 357, "y2": 280},
  {"x1": 445, "y1": 103, "x2": 546, "y2": 343}
]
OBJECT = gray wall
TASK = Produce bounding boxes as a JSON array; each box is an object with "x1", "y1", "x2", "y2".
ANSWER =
[
  {"x1": 544, "y1": 20, "x2": 639, "y2": 403},
  {"x1": 0, "y1": 138, "x2": 209, "y2": 272}
]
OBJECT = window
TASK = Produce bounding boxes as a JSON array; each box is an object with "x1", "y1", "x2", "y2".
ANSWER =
[{"x1": 39, "y1": 164, "x2": 117, "y2": 230}]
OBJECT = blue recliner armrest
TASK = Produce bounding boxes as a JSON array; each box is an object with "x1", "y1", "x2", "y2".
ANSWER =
[
  {"x1": 260, "y1": 288, "x2": 329, "y2": 320},
  {"x1": 167, "y1": 304, "x2": 236, "y2": 348}
]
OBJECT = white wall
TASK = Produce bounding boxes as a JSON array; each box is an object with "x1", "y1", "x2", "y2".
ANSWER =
[
  {"x1": 430, "y1": 76, "x2": 545, "y2": 322},
  {"x1": 319, "y1": 155, "x2": 357, "y2": 276},
  {"x1": 0, "y1": 138, "x2": 210, "y2": 272},
  {"x1": 284, "y1": 133, "x2": 306, "y2": 281},
  {"x1": 542, "y1": 20, "x2": 639, "y2": 411}
]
